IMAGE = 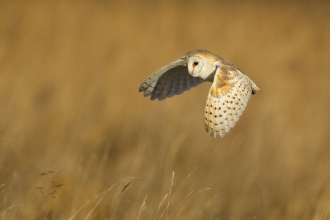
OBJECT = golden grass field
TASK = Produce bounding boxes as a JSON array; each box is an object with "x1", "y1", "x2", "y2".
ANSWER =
[{"x1": 1, "y1": 0, "x2": 330, "y2": 219}]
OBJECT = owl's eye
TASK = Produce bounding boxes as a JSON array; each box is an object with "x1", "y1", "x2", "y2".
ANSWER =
[{"x1": 193, "y1": 62, "x2": 199, "y2": 66}]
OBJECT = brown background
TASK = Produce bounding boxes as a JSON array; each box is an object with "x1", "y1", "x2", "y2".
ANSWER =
[{"x1": 1, "y1": 0, "x2": 330, "y2": 219}]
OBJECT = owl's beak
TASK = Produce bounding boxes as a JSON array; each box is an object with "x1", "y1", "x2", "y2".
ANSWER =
[
  {"x1": 190, "y1": 63, "x2": 197, "y2": 76},
  {"x1": 190, "y1": 68, "x2": 194, "y2": 76}
]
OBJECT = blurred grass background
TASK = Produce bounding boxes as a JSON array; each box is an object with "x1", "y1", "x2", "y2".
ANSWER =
[{"x1": 1, "y1": 0, "x2": 330, "y2": 219}]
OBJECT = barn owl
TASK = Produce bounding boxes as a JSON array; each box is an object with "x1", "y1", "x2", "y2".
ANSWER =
[{"x1": 139, "y1": 50, "x2": 260, "y2": 138}]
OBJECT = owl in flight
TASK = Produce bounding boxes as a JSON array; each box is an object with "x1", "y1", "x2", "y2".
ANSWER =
[{"x1": 139, "y1": 50, "x2": 260, "y2": 138}]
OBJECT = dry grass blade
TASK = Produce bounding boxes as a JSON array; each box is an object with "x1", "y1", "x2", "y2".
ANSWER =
[
  {"x1": 69, "y1": 185, "x2": 116, "y2": 220},
  {"x1": 158, "y1": 168, "x2": 197, "y2": 219},
  {"x1": 165, "y1": 171, "x2": 175, "y2": 220},
  {"x1": 171, "y1": 188, "x2": 211, "y2": 220},
  {"x1": 43, "y1": 183, "x2": 66, "y2": 220},
  {"x1": 83, "y1": 193, "x2": 106, "y2": 220},
  {"x1": 154, "y1": 194, "x2": 168, "y2": 220},
  {"x1": 68, "y1": 200, "x2": 91, "y2": 220},
  {"x1": 69, "y1": 177, "x2": 139, "y2": 220},
  {"x1": 137, "y1": 194, "x2": 147, "y2": 220},
  {"x1": 109, "y1": 182, "x2": 131, "y2": 220}
]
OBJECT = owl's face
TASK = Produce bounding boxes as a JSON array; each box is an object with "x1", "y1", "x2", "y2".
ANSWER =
[{"x1": 187, "y1": 54, "x2": 217, "y2": 80}]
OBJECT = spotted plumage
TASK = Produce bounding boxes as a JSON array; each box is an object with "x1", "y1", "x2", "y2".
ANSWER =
[{"x1": 139, "y1": 50, "x2": 260, "y2": 138}]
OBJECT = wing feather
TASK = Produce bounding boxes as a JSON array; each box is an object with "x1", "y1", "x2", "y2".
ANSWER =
[
  {"x1": 186, "y1": 73, "x2": 193, "y2": 88},
  {"x1": 139, "y1": 57, "x2": 204, "y2": 101},
  {"x1": 204, "y1": 66, "x2": 255, "y2": 138}
]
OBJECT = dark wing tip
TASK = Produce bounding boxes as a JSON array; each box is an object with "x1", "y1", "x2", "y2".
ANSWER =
[{"x1": 251, "y1": 87, "x2": 260, "y2": 95}]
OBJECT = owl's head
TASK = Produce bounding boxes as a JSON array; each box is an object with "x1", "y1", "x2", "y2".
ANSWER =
[{"x1": 187, "y1": 51, "x2": 218, "y2": 81}]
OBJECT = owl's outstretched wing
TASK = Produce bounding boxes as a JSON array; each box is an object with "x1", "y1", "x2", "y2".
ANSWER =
[
  {"x1": 139, "y1": 56, "x2": 204, "y2": 101},
  {"x1": 204, "y1": 65, "x2": 259, "y2": 138}
]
